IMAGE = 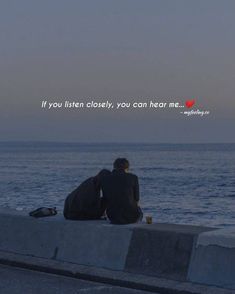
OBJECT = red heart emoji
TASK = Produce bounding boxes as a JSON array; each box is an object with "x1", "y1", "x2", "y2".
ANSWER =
[{"x1": 185, "y1": 100, "x2": 195, "y2": 108}]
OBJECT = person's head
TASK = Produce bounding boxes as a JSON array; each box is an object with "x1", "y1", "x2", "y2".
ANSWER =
[
  {"x1": 113, "y1": 158, "x2": 130, "y2": 172},
  {"x1": 96, "y1": 169, "x2": 111, "y2": 179},
  {"x1": 94, "y1": 169, "x2": 111, "y2": 188}
]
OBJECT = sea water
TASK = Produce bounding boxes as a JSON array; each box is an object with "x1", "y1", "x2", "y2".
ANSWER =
[{"x1": 0, "y1": 142, "x2": 234, "y2": 228}]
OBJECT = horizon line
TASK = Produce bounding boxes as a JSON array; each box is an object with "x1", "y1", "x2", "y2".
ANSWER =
[{"x1": 0, "y1": 140, "x2": 235, "y2": 145}]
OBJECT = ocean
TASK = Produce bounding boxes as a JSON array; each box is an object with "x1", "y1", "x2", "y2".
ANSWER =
[{"x1": 0, "y1": 142, "x2": 234, "y2": 228}]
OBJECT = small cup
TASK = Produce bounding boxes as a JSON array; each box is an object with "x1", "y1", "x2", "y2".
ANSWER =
[{"x1": 146, "y1": 216, "x2": 152, "y2": 224}]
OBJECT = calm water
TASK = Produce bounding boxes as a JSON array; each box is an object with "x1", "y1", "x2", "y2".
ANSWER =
[{"x1": 0, "y1": 142, "x2": 235, "y2": 228}]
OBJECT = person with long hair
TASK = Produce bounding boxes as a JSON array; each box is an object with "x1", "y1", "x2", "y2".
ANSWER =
[{"x1": 63, "y1": 169, "x2": 111, "y2": 220}]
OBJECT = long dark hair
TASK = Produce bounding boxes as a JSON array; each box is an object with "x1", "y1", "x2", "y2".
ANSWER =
[{"x1": 94, "y1": 169, "x2": 111, "y2": 189}]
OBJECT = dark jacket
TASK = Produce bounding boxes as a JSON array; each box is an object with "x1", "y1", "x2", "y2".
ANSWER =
[
  {"x1": 63, "y1": 177, "x2": 105, "y2": 220},
  {"x1": 101, "y1": 169, "x2": 142, "y2": 224}
]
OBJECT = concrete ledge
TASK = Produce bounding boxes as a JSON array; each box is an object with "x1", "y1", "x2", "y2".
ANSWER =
[
  {"x1": 1, "y1": 208, "x2": 235, "y2": 291},
  {"x1": 0, "y1": 209, "x2": 133, "y2": 271},
  {"x1": 188, "y1": 228, "x2": 235, "y2": 289},
  {"x1": 125, "y1": 224, "x2": 212, "y2": 281}
]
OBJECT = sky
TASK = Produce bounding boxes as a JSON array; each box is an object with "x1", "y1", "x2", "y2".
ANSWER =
[{"x1": 0, "y1": 0, "x2": 235, "y2": 143}]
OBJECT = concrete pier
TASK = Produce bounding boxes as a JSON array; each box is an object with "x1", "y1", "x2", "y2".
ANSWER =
[{"x1": 0, "y1": 208, "x2": 235, "y2": 293}]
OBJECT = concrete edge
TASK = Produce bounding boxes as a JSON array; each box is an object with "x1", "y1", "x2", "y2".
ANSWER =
[
  {"x1": 0, "y1": 251, "x2": 233, "y2": 294},
  {"x1": 187, "y1": 233, "x2": 202, "y2": 281},
  {"x1": 187, "y1": 228, "x2": 235, "y2": 289},
  {"x1": 196, "y1": 228, "x2": 235, "y2": 249}
]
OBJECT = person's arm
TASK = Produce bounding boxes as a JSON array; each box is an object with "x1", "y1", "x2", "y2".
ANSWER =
[
  {"x1": 100, "y1": 180, "x2": 108, "y2": 207},
  {"x1": 133, "y1": 176, "x2": 140, "y2": 203}
]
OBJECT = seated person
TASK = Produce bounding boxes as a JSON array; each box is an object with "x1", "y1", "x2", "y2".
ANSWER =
[
  {"x1": 63, "y1": 169, "x2": 110, "y2": 220},
  {"x1": 101, "y1": 158, "x2": 143, "y2": 224}
]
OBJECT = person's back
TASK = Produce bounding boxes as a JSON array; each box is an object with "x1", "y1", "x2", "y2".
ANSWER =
[
  {"x1": 64, "y1": 169, "x2": 110, "y2": 220},
  {"x1": 101, "y1": 158, "x2": 142, "y2": 224},
  {"x1": 64, "y1": 177, "x2": 98, "y2": 220}
]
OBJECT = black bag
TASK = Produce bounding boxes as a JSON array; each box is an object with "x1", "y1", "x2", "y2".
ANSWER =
[{"x1": 29, "y1": 207, "x2": 57, "y2": 218}]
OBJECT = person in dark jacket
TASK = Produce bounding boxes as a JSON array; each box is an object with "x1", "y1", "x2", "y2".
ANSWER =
[
  {"x1": 63, "y1": 169, "x2": 110, "y2": 220},
  {"x1": 101, "y1": 158, "x2": 143, "y2": 224}
]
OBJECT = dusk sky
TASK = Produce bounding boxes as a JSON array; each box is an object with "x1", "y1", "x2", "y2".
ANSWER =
[{"x1": 1, "y1": 0, "x2": 235, "y2": 143}]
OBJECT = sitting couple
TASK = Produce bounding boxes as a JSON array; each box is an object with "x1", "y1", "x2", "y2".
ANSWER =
[{"x1": 63, "y1": 158, "x2": 143, "y2": 224}]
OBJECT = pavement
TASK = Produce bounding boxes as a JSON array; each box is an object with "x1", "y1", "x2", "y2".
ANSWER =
[{"x1": 0, "y1": 264, "x2": 156, "y2": 294}]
